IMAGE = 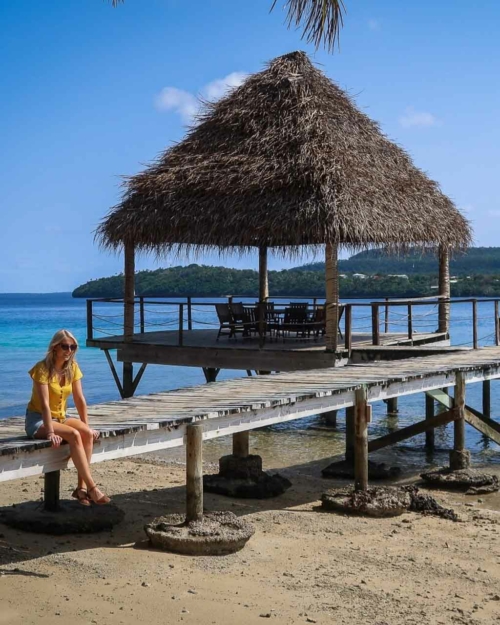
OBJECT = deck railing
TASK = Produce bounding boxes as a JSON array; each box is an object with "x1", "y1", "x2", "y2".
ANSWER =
[{"x1": 85, "y1": 295, "x2": 500, "y2": 352}]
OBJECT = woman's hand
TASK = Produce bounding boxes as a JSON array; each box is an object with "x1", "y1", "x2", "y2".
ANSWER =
[
  {"x1": 90, "y1": 429, "x2": 100, "y2": 441},
  {"x1": 47, "y1": 432, "x2": 63, "y2": 447}
]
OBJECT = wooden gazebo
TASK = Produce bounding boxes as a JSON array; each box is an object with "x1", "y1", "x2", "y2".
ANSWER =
[{"x1": 98, "y1": 51, "x2": 471, "y2": 389}]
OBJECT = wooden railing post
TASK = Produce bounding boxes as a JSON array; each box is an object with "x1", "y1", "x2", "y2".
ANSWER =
[
  {"x1": 178, "y1": 304, "x2": 184, "y2": 346},
  {"x1": 345, "y1": 304, "x2": 352, "y2": 352},
  {"x1": 371, "y1": 304, "x2": 380, "y2": 346},
  {"x1": 139, "y1": 296, "x2": 145, "y2": 334},
  {"x1": 186, "y1": 424, "x2": 203, "y2": 523},
  {"x1": 472, "y1": 299, "x2": 478, "y2": 349},
  {"x1": 495, "y1": 300, "x2": 500, "y2": 346},
  {"x1": 408, "y1": 304, "x2": 413, "y2": 341},
  {"x1": 384, "y1": 298, "x2": 389, "y2": 333},
  {"x1": 86, "y1": 300, "x2": 93, "y2": 341},
  {"x1": 187, "y1": 296, "x2": 193, "y2": 331}
]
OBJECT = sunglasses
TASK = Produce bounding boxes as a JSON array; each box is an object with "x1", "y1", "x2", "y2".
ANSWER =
[{"x1": 59, "y1": 343, "x2": 77, "y2": 352}]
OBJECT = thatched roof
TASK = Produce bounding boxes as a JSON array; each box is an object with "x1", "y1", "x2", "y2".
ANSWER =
[{"x1": 98, "y1": 51, "x2": 471, "y2": 255}]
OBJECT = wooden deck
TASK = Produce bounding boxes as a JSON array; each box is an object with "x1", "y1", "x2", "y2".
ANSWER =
[
  {"x1": 88, "y1": 328, "x2": 449, "y2": 371},
  {"x1": 1, "y1": 347, "x2": 500, "y2": 482}
]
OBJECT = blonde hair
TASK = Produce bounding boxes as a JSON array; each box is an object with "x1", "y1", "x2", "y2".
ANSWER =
[{"x1": 43, "y1": 329, "x2": 79, "y2": 384}]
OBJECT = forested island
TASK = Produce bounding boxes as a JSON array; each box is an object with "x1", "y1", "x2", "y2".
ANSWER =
[{"x1": 73, "y1": 248, "x2": 500, "y2": 298}]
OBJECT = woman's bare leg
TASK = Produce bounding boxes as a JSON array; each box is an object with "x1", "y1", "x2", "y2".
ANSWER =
[
  {"x1": 65, "y1": 419, "x2": 93, "y2": 490},
  {"x1": 36, "y1": 422, "x2": 96, "y2": 491}
]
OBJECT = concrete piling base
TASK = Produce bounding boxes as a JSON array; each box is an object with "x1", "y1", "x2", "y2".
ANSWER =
[{"x1": 203, "y1": 454, "x2": 292, "y2": 499}]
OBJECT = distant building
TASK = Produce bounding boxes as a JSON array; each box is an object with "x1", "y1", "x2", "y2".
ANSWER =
[
  {"x1": 353, "y1": 273, "x2": 367, "y2": 279},
  {"x1": 388, "y1": 274, "x2": 409, "y2": 280}
]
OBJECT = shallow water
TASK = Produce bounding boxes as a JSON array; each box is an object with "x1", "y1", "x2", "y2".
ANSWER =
[{"x1": 1, "y1": 293, "x2": 498, "y2": 468}]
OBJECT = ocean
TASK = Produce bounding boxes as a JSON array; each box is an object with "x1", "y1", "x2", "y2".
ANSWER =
[{"x1": 0, "y1": 292, "x2": 498, "y2": 468}]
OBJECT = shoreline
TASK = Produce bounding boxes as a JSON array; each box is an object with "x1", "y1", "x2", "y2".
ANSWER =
[{"x1": 1, "y1": 454, "x2": 499, "y2": 624}]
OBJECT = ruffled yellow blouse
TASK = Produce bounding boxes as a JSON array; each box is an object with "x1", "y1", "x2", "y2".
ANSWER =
[{"x1": 27, "y1": 361, "x2": 83, "y2": 421}]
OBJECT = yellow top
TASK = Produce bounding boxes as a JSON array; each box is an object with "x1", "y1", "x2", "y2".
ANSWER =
[{"x1": 27, "y1": 361, "x2": 83, "y2": 421}]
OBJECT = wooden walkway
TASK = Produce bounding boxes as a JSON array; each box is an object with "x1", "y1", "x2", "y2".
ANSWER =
[{"x1": 1, "y1": 347, "x2": 500, "y2": 482}]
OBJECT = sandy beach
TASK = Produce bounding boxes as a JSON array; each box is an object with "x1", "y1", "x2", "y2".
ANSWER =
[{"x1": 1, "y1": 452, "x2": 499, "y2": 625}]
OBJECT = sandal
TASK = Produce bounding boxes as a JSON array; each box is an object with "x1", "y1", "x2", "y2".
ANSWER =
[
  {"x1": 71, "y1": 487, "x2": 91, "y2": 507},
  {"x1": 88, "y1": 485, "x2": 111, "y2": 505}
]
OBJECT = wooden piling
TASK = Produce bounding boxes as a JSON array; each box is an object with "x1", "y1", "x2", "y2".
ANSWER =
[
  {"x1": 483, "y1": 380, "x2": 491, "y2": 419},
  {"x1": 387, "y1": 397, "x2": 398, "y2": 416},
  {"x1": 425, "y1": 393, "x2": 435, "y2": 450},
  {"x1": 345, "y1": 406, "x2": 355, "y2": 462},
  {"x1": 450, "y1": 371, "x2": 470, "y2": 470},
  {"x1": 323, "y1": 410, "x2": 337, "y2": 426},
  {"x1": 122, "y1": 240, "x2": 135, "y2": 398},
  {"x1": 44, "y1": 471, "x2": 60, "y2": 512},
  {"x1": 186, "y1": 424, "x2": 204, "y2": 523},
  {"x1": 354, "y1": 388, "x2": 369, "y2": 492},
  {"x1": 233, "y1": 431, "x2": 250, "y2": 458}
]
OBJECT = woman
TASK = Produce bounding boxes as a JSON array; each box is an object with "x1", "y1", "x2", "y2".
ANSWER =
[{"x1": 25, "y1": 329, "x2": 110, "y2": 506}]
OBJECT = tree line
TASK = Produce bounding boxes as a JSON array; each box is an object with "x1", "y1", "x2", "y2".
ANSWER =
[{"x1": 72, "y1": 263, "x2": 500, "y2": 298}]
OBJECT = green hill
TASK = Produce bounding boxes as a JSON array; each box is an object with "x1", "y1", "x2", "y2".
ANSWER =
[
  {"x1": 294, "y1": 247, "x2": 500, "y2": 275},
  {"x1": 73, "y1": 261, "x2": 500, "y2": 299}
]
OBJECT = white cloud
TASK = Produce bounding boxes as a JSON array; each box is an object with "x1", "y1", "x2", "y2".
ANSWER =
[
  {"x1": 487, "y1": 209, "x2": 500, "y2": 217},
  {"x1": 368, "y1": 19, "x2": 380, "y2": 31},
  {"x1": 155, "y1": 72, "x2": 248, "y2": 123},
  {"x1": 204, "y1": 72, "x2": 248, "y2": 101},
  {"x1": 154, "y1": 87, "x2": 198, "y2": 123},
  {"x1": 399, "y1": 107, "x2": 440, "y2": 128}
]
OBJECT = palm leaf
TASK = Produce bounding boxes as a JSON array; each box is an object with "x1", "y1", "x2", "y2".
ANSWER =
[
  {"x1": 271, "y1": 0, "x2": 345, "y2": 51},
  {"x1": 109, "y1": 1, "x2": 346, "y2": 51}
]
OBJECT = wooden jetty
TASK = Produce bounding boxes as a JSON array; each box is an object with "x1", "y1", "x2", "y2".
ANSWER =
[{"x1": 2, "y1": 348, "x2": 500, "y2": 491}]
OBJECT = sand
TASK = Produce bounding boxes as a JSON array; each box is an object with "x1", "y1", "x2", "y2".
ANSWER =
[{"x1": 0, "y1": 455, "x2": 500, "y2": 625}]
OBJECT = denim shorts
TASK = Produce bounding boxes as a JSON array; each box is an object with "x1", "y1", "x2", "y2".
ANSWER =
[{"x1": 25, "y1": 410, "x2": 79, "y2": 439}]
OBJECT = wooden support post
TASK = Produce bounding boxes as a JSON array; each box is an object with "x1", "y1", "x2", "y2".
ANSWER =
[
  {"x1": 354, "y1": 388, "x2": 369, "y2": 492},
  {"x1": 438, "y1": 245, "x2": 450, "y2": 333},
  {"x1": 450, "y1": 371, "x2": 470, "y2": 470},
  {"x1": 325, "y1": 243, "x2": 339, "y2": 353},
  {"x1": 371, "y1": 304, "x2": 380, "y2": 346},
  {"x1": 483, "y1": 380, "x2": 491, "y2": 419},
  {"x1": 407, "y1": 304, "x2": 413, "y2": 341},
  {"x1": 44, "y1": 470, "x2": 60, "y2": 512},
  {"x1": 425, "y1": 393, "x2": 435, "y2": 450},
  {"x1": 387, "y1": 397, "x2": 398, "y2": 416},
  {"x1": 233, "y1": 431, "x2": 250, "y2": 458},
  {"x1": 258, "y1": 246, "x2": 269, "y2": 301},
  {"x1": 202, "y1": 367, "x2": 219, "y2": 383},
  {"x1": 178, "y1": 304, "x2": 184, "y2": 346},
  {"x1": 86, "y1": 300, "x2": 93, "y2": 341},
  {"x1": 345, "y1": 406, "x2": 355, "y2": 462},
  {"x1": 323, "y1": 410, "x2": 337, "y2": 427},
  {"x1": 123, "y1": 240, "x2": 135, "y2": 398},
  {"x1": 186, "y1": 424, "x2": 203, "y2": 523},
  {"x1": 384, "y1": 298, "x2": 389, "y2": 333}
]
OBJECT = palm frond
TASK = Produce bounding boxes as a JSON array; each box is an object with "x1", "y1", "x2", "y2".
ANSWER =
[{"x1": 271, "y1": 0, "x2": 346, "y2": 51}]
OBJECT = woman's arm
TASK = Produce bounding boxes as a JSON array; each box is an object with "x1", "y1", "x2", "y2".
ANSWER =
[
  {"x1": 33, "y1": 382, "x2": 62, "y2": 447},
  {"x1": 72, "y1": 379, "x2": 88, "y2": 424},
  {"x1": 73, "y1": 379, "x2": 99, "y2": 440}
]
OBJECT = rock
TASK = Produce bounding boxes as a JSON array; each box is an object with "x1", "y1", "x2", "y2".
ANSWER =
[
  {"x1": 144, "y1": 512, "x2": 254, "y2": 556},
  {"x1": 420, "y1": 468, "x2": 499, "y2": 494},
  {"x1": 321, "y1": 487, "x2": 411, "y2": 518},
  {"x1": 322, "y1": 459, "x2": 401, "y2": 480}
]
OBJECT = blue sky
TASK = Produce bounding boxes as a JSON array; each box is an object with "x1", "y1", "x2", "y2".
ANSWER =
[{"x1": 1, "y1": 0, "x2": 499, "y2": 292}]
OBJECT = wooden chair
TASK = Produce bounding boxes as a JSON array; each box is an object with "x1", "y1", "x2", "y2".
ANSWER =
[{"x1": 215, "y1": 303, "x2": 244, "y2": 340}]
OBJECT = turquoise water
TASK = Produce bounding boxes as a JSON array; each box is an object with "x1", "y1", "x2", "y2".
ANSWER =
[{"x1": 0, "y1": 293, "x2": 498, "y2": 465}]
